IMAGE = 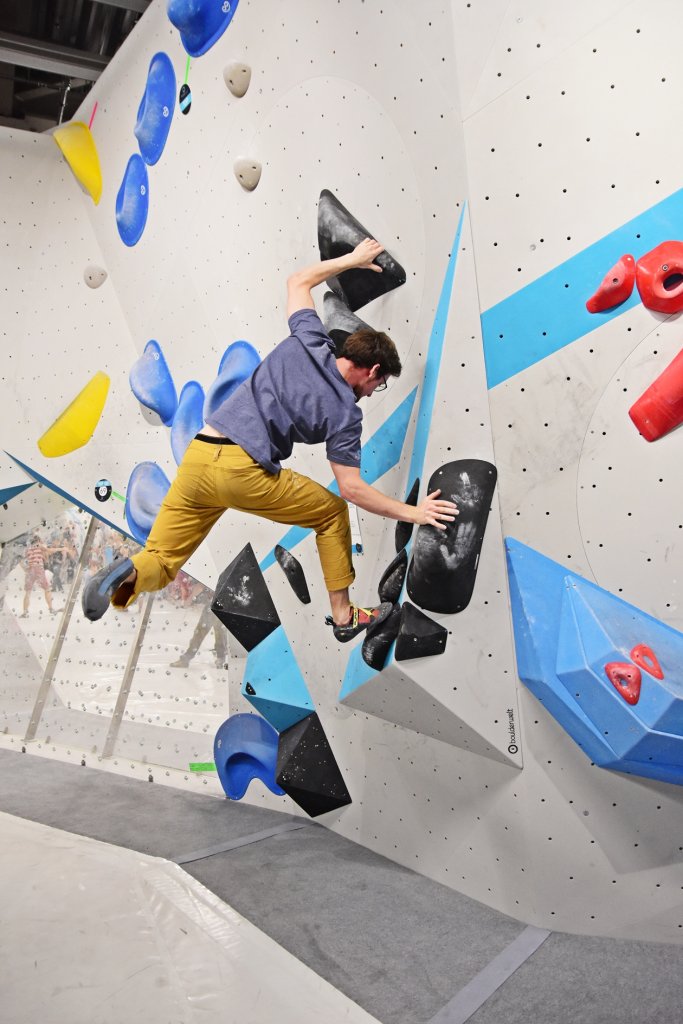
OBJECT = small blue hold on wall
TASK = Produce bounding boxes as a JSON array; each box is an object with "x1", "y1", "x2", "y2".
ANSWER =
[
  {"x1": 135, "y1": 52, "x2": 176, "y2": 166},
  {"x1": 167, "y1": 0, "x2": 240, "y2": 58},
  {"x1": 115, "y1": 153, "x2": 149, "y2": 247}
]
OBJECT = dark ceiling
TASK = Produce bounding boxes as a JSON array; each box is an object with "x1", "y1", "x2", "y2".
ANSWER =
[{"x1": 0, "y1": 0, "x2": 150, "y2": 132}]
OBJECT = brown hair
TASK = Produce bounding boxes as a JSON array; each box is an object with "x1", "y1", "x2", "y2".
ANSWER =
[{"x1": 341, "y1": 328, "x2": 402, "y2": 378}]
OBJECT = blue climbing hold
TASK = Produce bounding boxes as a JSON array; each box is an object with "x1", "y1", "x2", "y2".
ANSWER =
[
  {"x1": 115, "y1": 154, "x2": 149, "y2": 247},
  {"x1": 214, "y1": 713, "x2": 285, "y2": 800},
  {"x1": 204, "y1": 340, "x2": 260, "y2": 420},
  {"x1": 134, "y1": 52, "x2": 176, "y2": 166},
  {"x1": 167, "y1": 0, "x2": 240, "y2": 58},
  {"x1": 171, "y1": 381, "x2": 205, "y2": 464},
  {"x1": 129, "y1": 340, "x2": 178, "y2": 426},
  {"x1": 125, "y1": 461, "x2": 171, "y2": 545}
]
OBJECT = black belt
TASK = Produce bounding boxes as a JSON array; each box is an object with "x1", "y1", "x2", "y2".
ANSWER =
[{"x1": 195, "y1": 433, "x2": 236, "y2": 445}]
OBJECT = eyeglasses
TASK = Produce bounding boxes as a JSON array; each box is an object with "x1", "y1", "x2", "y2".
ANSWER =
[{"x1": 374, "y1": 374, "x2": 387, "y2": 392}]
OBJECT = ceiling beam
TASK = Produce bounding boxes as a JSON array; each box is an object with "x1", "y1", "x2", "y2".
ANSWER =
[
  {"x1": 0, "y1": 31, "x2": 109, "y2": 82},
  {"x1": 91, "y1": 0, "x2": 151, "y2": 14}
]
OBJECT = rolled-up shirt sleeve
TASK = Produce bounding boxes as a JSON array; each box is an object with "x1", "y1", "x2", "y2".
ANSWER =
[{"x1": 326, "y1": 424, "x2": 361, "y2": 467}]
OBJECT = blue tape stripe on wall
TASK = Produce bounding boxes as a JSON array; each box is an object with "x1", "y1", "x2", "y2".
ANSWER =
[
  {"x1": 0, "y1": 481, "x2": 35, "y2": 505},
  {"x1": 407, "y1": 204, "x2": 466, "y2": 486},
  {"x1": 259, "y1": 386, "x2": 417, "y2": 573},
  {"x1": 6, "y1": 453, "x2": 135, "y2": 540},
  {"x1": 339, "y1": 209, "x2": 468, "y2": 704},
  {"x1": 481, "y1": 188, "x2": 683, "y2": 389}
]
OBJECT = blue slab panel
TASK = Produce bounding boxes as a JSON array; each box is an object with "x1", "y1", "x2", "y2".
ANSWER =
[
  {"x1": 125, "y1": 461, "x2": 171, "y2": 546},
  {"x1": 259, "y1": 386, "x2": 418, "y2": 573},
  {"x1": 135, "y1": 52, "x2": 176, "y2": 166},
  {"x1": 506, "y1": 538, "x2": 683, "y2": 784},
  {"x1": 213, "y1": 713, "x2": 285, "y2": 800},
  {"x1": 481, "y1": 188, "x2": 683, "y2": 389},
  {"x1": 241, "y1": 626, "x2": 315, "y2": 732},
  {"x1": 171, "y1": 380, "x2": 204, "y2": 465},
  {"x1": 129, "y1": 340, "x2": 178, "y2": 426},
  {"x1": 0, "y1": 481, "x2": 34, "y2": 505},
  {"x1": 115, "y1": 153, "x2": 149, "y2": 247},
  {"x1": 167, "y1": 0, "x2": 240, "y2": 57},
  {"x1": 204, "y1": 340, "x2": 260, "y2": 421}
]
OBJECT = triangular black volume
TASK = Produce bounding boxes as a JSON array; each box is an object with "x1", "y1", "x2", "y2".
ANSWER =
[
  {"x1": 276, "y1": 713, "x2": 351, "y2": 818},
  {"x1": 394, "y1": 602, "x2": 448, "y2": 662},
  {"x1": 378, "y1": 548, "x2": 408, "y2": 605},
  {"x1": 362, "y1": 603, "x2": 402, "y2": 671},
  {"x1": 395, "y1": 477, "x2": 420, "y2": 552},
  {"x1": 318, "y1": 190, "x2": 406, "y2": 312},
  {"x1": 245, "y1": 682, "x2": 256, "y2": 695},
  {"x1": 211, "y1": 543, "x2": 280, "y2": 651},
  {"x1": 407, "y1": 460, "x2": 497, "y2": 614},
  {"x1": 274, "y1": 544, "x2": 311, "y2": 604},
  {"x1": 322, "y1": 291, "x2": 371, "y2": 356}
]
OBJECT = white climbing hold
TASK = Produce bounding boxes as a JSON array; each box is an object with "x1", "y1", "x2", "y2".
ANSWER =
[
  {"x1": 223, "y1": 61, "x2": 252, "y2": 98},
  {"x1": 84, "y1": 265, "x2": 107, "y2": 289},
  {"x1": 234, "y1": 157, "x2": 262, "y2": 191}
]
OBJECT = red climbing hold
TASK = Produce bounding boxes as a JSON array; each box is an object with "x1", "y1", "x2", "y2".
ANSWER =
[
  {"x1": 586, "y1": 254, "x2": 635, "y2": 313},
  {"x1": 635, "y1": 241, "x2": 683, "y2": 314},
  {"x1": 605, "y1": 662, "x2": 642, "y2": 705},
  {"x1": 630, "y1": 643, "x2": 664, "y2": 680},
  {"x1": 628, "y1": 346, "x2": 683, "y2": 442}
]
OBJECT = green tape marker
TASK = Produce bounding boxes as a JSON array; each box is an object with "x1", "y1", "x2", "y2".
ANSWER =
[
  {"x1": 112, "y1": 491, "x2": 125, "y2": 502},
  {"x1": 189, "y1": 762, "x2": 215, "y2": 772},
  {"x1": 184, "y1": 56, "x2": 191, "y2": 85}
]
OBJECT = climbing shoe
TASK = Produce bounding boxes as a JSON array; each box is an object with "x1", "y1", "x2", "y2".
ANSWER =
[
  {"x1": 326, "y1": 601, "x2": 393, "y2": 643},
  {"x1": 82, "y1": 557, "x2": 134, "y2": 622}
]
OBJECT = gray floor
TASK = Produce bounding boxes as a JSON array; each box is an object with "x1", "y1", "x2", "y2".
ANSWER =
[{"x1": 1, "y1": 748, "x2": 681, "y2": 1024}]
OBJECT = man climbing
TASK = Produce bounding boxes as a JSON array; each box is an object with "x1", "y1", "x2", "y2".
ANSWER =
[{"x1": 83, "y1": 238, "x2": 458, "y2": 641}]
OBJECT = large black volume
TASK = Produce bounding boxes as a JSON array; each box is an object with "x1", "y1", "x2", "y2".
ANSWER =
[
  {"x1": 211, "y1": 542, "x2": 280, "y2": 650},
  {"x1": 276, "y1": 713, "x2": 352, "y2": 817},
  {"x1": 318, "y1": 189, "x2": 406, "y2": 311},
  {"x1": 407, "y1": 460, "x2": 497, "y2": 614}
]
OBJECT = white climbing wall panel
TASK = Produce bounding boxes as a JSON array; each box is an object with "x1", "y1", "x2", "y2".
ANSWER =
[{"x1": 0, "y1": 0, "x2": 682, "y2": 946}]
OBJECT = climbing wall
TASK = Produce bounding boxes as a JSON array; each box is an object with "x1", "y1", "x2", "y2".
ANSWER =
[{"x1": 0, "y1": 0, "x2": 682, "y2": 945}]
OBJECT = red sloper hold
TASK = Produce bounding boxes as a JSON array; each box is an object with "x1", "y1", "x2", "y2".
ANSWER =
[
  {"x1": 630, "y1": 643, "x2": 664, "y2": 680},
  {"x1": 635, "y1": 240, "x2": 683, "y2": 314},
  {"x1": 629, "y1": 346, "x2": 683, "y2": 441},
  {"x1": 605, "y1": 662, "x2": 642, "y2": 705},
  {"x1": 586, "y1": 254, "x2": 635, "y2": 313}
]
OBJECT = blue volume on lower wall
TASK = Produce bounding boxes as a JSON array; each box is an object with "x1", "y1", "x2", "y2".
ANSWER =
[
  {"x1": 506, "y1": 537, "x2": 683, "y2": 785},
  {"x1": 481, "y1": 187, "x2": 683, "y2": 389},
  {"x1": 241, "y1": 625, "x2": 315, "y2": 732}
]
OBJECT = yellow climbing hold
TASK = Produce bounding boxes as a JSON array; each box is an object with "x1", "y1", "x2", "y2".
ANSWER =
[
  {"x1": 38, "y1": 372, "x2": 110, "y2": 458},
  {"x1": 53, "y1": 121, "x2": 103, "y2": 205}
]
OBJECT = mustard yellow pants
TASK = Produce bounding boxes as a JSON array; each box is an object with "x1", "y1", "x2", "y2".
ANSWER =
[{"x1": 112, "y1": 439, "x2": 354, "y2": 608}]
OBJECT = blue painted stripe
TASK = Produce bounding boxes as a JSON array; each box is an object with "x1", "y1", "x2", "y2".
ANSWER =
[
  {"x1": 407, "y1": 204, "x2": 466, "y2": 487},
  {"x1": 259, "y1": 386, "x2": 418, "y2": 573},
  {"x1": 481, "y1": 188, "x2": 683, "y2": 389},
  {"x1": 0, "y1": 481, "x2": 35, "y2": 505},
  {"x1": 339, "y1": 207, "x2": 468, "y2": 703},
  {"x1": 5, "y1": 453, "x2": 135, "y2": 541}
]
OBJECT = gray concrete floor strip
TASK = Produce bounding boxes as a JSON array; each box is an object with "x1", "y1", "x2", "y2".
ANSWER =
[
  {"x1": 173, "y1": 820, "x2": 310, "y2": 864},
  {"x1": 428, "y1": 925, "x2": 552, "y2": 1024}
]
